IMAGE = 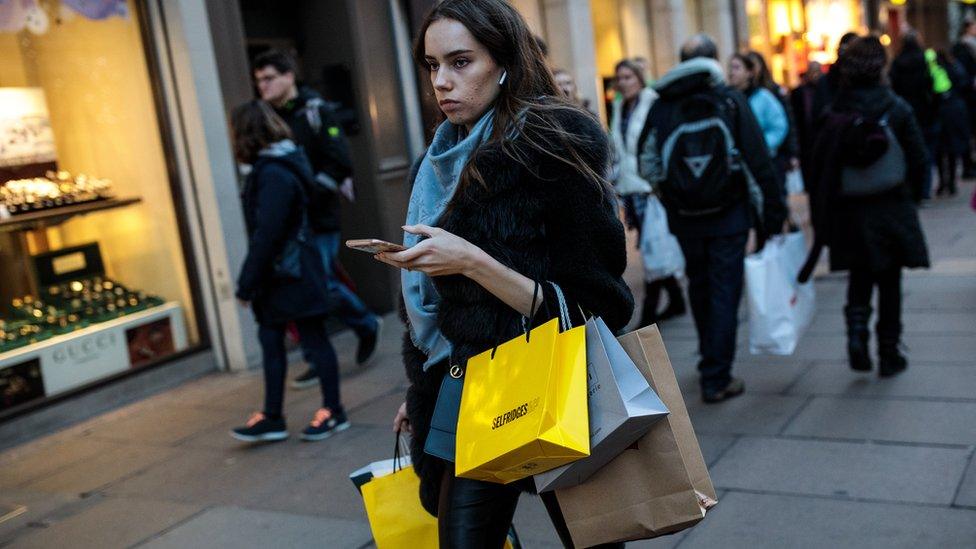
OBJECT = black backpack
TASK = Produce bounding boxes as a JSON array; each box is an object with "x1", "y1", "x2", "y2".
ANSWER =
[{"x1": 646, "y1": 91, "x2": 749, "y2": 217}]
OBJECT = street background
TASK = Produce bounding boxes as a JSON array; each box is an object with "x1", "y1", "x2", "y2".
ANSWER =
[{"x1": 1, "y1": 185, "x2": 975, "y2": 548}]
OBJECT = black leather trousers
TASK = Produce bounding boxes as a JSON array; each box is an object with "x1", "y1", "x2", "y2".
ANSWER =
[{"x1": 438, "y1": 469, "x2": 626, "y2": 548}]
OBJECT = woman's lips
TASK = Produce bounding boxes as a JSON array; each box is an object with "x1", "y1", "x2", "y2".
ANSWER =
[{"x1": 439, "y1": 100, "x2": 461, "y2": 113}]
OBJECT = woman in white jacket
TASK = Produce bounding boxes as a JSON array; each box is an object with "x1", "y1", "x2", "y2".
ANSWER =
[{"x1": 611, "y1": 59, "x2": 686, "y2": 326}]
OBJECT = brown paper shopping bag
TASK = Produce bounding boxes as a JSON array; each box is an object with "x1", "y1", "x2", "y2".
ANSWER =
[{"x1": 554, "y1": 325, "x2": 717, "y2": 547}]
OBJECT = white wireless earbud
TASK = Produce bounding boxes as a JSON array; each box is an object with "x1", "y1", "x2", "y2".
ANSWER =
[{"x1": 499, "y1": 70, "x2": 508, "y2": 85}]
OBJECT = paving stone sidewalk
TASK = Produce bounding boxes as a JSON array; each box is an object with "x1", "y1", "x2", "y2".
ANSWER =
[{"x1": 1, "y1": 184, "x2": 975, "y2": 548}]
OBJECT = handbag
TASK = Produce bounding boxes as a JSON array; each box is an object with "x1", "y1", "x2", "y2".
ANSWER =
[
  {"x1": 746, "y1": 231, "x2": 816, "y2": 355},
  {"x1": 359, "y1": 434, "x2": 439, "y2": 549},
  {"x1": 455, "y1": 281, "x2": 590, "y2": 484},
  {"x1": 534, "y1": 312, "x2": 669, "y2": 492},
  {"x1": 639, "y1": 194, "x2": 685, "y2": 281}
]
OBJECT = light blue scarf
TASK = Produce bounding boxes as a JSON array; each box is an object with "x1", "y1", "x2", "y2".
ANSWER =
[{"x1": 402, "y1": 110, "x2": 494, "y2": 371}]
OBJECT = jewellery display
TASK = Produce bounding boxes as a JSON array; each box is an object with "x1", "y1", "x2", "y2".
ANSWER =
[
  {"x1": 0, "y1": 171, "x2": 114, "y2": 215},
  {"x1": 1, "y1": 277, "x2": 164, "y2": 353}
]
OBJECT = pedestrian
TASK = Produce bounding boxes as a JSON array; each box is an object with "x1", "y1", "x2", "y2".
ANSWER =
[
  {"x1": 252, "y1": 50, "x2": 382, "y2": 390},
  {"x1": 951, "y1": 19, "x2": 976, "y2": 178},
  {"x1": 791, "y1": 61, "x2": 823, "y2": 186},
  {"x1": 889, "y1": 32, "x2": 937, "y2": 200},
  {"x1": 610, "y1": 59, "x2": 686, "y2": 326},
  {"x1": 799, "y1": 36, "x2": 930, "y2": 377},
  {"x1": 380, "y1": 0, "x2": 633, "y2": 545},
  {"x1": 637, "y1": 34, "x2": 787, "y2": 403},
  {"x1": 728, "y1": 53, "x2": 790, "y2": 162},
  {"x1": 747, "y1": 51, "x2": 801, "y2": 183},
  {"x1": 931, "y1": 49, "x2": 972, "y2": 196},
  {"x1": 552, "y1": 68, "x2": 590, "y2": 111},
  {"x1": 812, "y1": 32, "x2": 860, "y2": 120},
  {"x1": 230, "y1": 100, "x2": 351, "y2": 442}
]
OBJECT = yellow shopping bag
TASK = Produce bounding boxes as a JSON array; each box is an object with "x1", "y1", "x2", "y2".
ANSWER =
[
  {"x1": 455, "y1": 313, "x2": 590, "y2": 484},
  {"x1": 360, "y1": 450, "x2": 438, "y2": 548},
  {"x1": 357, "y1": 437, "x2": 519, "y2": 548}
]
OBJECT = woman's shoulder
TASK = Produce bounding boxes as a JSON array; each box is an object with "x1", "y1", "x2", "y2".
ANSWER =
[{"x1": 515, "y1": 102, "x2": 609, "y2": 161}]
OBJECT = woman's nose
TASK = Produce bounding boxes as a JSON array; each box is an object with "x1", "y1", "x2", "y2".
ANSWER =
[{"x1": 433, "y1": 70, "x2": 451, "y2": 90}]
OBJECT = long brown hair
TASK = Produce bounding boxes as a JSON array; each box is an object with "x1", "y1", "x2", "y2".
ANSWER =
[
  {"x1": 413, "y1": 0, "x2": 608, "y2": 194},
  {"x1": 231, "y1": 100, "x2": 293, "y2": 164}
]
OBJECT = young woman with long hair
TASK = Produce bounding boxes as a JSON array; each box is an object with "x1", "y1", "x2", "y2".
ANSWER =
[
  {"x1": 377, "y1": 0, "x2": 633, "y2": 545},
  {"x1": 230, "y1": 101, "x2": 349, "y2": 443},
  {"x1": 610, "y1": 59, "x2": 685, "y2": 327}
]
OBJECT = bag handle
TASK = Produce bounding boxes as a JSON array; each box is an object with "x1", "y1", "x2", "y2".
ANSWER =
[
  {"x1": 549, "y1": 281, "x2": 572, "y2": 331},
  {"x1": 489, "y1": 279, "x2": 548, "y2": 359}
]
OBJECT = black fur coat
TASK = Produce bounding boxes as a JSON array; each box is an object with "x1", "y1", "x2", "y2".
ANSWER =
[{"x1": 400, "y1": 107, "x2": 635, "y2": 515}]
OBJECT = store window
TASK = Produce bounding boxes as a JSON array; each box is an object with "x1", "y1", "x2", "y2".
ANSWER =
[{"x1": 0, "y1": 0, "x2": 202, "y2": 414}]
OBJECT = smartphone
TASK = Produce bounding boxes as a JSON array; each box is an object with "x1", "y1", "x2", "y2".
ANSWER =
[{"x1": 346, "y1": 238, "x2": 408, "y2": 254}]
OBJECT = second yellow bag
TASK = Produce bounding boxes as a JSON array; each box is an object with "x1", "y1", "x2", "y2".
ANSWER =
[{"x1": 455, "y1": 316, "x2": 590, "y2": 484}]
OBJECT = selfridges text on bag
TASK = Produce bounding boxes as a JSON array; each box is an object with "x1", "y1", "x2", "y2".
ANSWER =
[
  {"x1": 653, "y1": 92, "x2": 747, "y2": 217},
  {"x1": 533, "y1": 313, "x2": 669, "y2": 492},
  {"x1": 454, "y1": 283, "x2": 590, "y2": 484},
  {"x1": 746, "y1": 231, "x2": 815, "y2": 355},
  {"x1": 839, "y1": 112, "x2": 906, "y2": 197}
]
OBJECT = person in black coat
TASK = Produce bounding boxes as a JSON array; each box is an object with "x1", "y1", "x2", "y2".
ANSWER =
[
  {"x1": 800, "y1": 37, "x2": 930, "y2": 378},
  {"x1": 951, "y1": 19, "x2": 976, "y2": 177},
  {"x1": 934, "y1": 49, "x2": 973, "y2": 196},
  {"x1": 638, "y1": 35, "x2": 787, "y2": 404},
  {"x1": 253, "y1": 51, "x2": 381, "y2": 386},
  {"x1": 889, "y1": 32, "x2": 937, "y2": 199},
  {"x1": 230, "y1": 100, "x2": 350, "y2": 443},
  {"x1": 791, "y1": 61, "x2": 823, "y2": 187},
  {"x1": 377, "y1": 1, "x2": 633, "y2": 546}
]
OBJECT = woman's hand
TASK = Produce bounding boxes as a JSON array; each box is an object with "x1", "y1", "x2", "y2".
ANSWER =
[
  {"x1": 374, "y1": 224, "x2": 484, "y2": 277},
  {"x1": 393, "y1": 401, "x2": 411, "y2": 434}
]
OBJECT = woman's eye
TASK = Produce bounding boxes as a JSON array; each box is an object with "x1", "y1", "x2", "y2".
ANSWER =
[
  {"x1": 428, "y1": 62, "x2": 439, "y2": 71},
  {"x1": 453, "y1": 58, "x2": 469, "y2": 69}
]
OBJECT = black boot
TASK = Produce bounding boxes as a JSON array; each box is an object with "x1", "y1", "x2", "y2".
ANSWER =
[
  {"x1": 845, "y1": 305, "x2": 872, "y2": 371},
  {"x1": 877, "y1": 329, "x2": 908, "y2": 377},
  {"x1": 639, "y1": 281, "x2": 662, "y2": 327},
  {"x1": 656, "y1": 277, "x2": 687, "y2": 322}
]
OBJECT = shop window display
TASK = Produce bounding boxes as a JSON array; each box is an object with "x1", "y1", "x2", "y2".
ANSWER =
[{"x1": 0, "y1": 0, "x2": 199, "y2": 413}]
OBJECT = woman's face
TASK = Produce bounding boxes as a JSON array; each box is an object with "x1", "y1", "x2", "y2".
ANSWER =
[
  {"x1": 554, "y1": 72, "x2": 577, "y2": 98},
  {"x1": 728, "y1": 57, "x2": 751, "y2": 90},
  {"x1": 423, "y1": 18, "x2": 503, "y2": 129},
  {"x1": 615, "y1": 67, "x2": 643, "y2": 101}
]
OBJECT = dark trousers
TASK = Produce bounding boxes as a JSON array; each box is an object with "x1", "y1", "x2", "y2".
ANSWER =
[
  {"x1": 259, "y1": 316, "x2": 341, "y2": 418},
  {"x1": 313, "y1": 231, "x2": 378, "y2": 337},
  {"x1": 677, "y1": 232, "x2": 748, "y2": 392},
  {"x1": 437, "y1": 470, "x2": 625, "y2": 549},
  {"x1": 937, "y1": 151, "x2": 959, "y2": 195},
  {"x1": 847, "y1": 267, "x2": 902, "y2": 337}
]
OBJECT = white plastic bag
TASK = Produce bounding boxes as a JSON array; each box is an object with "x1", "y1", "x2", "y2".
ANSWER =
[
  {"x1": 746, "y1": 232, "x2": 815, "y2": 355},
  {"x1": 640, "y1": 194, "x2": 685, "y2": 281},
  {"x1": 785, "y1": 169, "x2": 804, "y2": 195}
]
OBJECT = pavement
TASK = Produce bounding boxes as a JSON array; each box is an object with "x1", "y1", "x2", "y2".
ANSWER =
[{"x1": 1, "y1": 183, "x2": 975, "y2": 549}]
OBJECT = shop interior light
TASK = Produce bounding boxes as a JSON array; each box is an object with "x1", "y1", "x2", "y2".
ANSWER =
[
  {"x1": 890, "y1": 0, "x2": 906, "y2": 5},
  {"x1": 880, "y1": 34, "x2": 892, "y2": 46}
]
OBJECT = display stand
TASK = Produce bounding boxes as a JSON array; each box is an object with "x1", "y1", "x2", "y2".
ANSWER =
[{"x1": 0, "y1": 302, "x2": 188, "y2": 402}]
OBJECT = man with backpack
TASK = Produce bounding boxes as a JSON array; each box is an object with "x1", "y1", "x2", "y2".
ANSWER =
[
  {"x1": 253, "y1": 50, "x2": 381, "y2": 387},
  {"x1": 637, "y1": 34, "x2": 786, "y2": 403}
]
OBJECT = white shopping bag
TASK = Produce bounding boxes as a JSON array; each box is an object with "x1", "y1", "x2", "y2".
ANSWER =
[
  {"x1": 746, "y1": 232, "x2": 815, "y2": 355},
  {"x1": 785, "y1": 169, "x2": 805, "y2": 195},
  {"x1": 640, "y1": 194, "x2": 685, "y2": 281}
]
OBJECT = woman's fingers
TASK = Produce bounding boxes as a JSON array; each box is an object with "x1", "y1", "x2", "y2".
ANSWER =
[
  {"x1": 402, "y1": 224, "x2": 442, "y2": 237},
  {"x1": 385, "y1": 243, "x2": 426, "y2": 263}
]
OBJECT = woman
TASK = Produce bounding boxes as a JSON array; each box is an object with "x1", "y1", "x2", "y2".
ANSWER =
[
  {"x1": 378, "y1": 0, "x2": 633, "y2": 546},
  {"x1": 801, "y1": 36, "x2": 929, "y2": 377},
  {"x1": 553, "y1": 68, "x2": 591, "y2": 112},
  {"x1": 610, "y1": 59, "x2": 685, "y2": 326},
  {"x1": 889, "y1": 32, "x2": 937, "y2": 200},
  {"x1": 747, "y1": 51, "x2": 800, "y2": 179},
  {"x1": 932, "y1": 49, "x2": 971, "y2": 196},
  {"x1": 231, "y1": 101, "x2": 349, "y2": 443},
  {"x1": 728, "y1": 53, "x2": 789, "y2": 159}
]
